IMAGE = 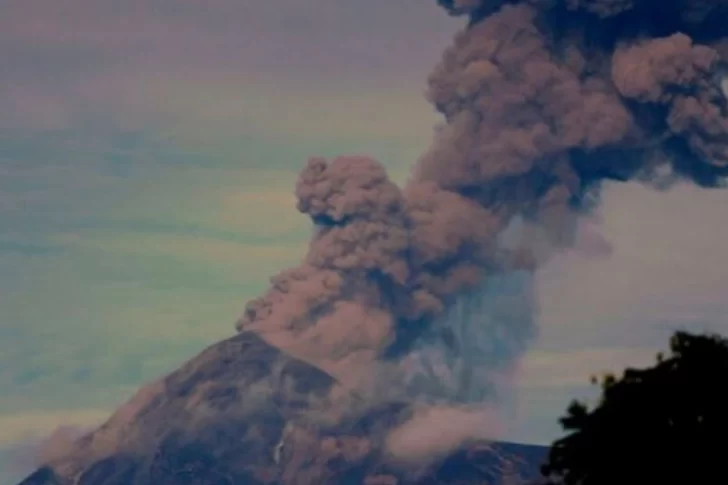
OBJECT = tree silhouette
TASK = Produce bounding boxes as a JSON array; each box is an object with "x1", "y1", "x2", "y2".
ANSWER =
[{"x1": 540, "y1": 331, "x2": 728, "y2": 485}]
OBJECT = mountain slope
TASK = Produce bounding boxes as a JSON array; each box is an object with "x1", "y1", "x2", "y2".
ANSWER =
[{"x1": 17, "y1": 332, "x2": 547, "y2": 485}]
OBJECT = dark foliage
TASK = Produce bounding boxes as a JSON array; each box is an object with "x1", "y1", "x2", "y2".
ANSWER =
[{"x1": 541, "y1": 331, "x2": 728, "y2": 485}]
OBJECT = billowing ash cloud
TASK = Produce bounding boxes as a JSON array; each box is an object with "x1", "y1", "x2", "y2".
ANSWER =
[
  {"x1": 237, "y1": 0, "x2": 728, "y2": 410},
  {"x1": 236, "y1": 156, "x2": 523, "y2": 403}
]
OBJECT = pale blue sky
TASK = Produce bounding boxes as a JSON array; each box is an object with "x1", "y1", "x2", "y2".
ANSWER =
[{"x1": 2, "y1": 1, "x2": 728, "y2": 482}]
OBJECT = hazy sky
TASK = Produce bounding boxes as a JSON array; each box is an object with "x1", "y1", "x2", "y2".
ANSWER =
[{"x1": 2, "y1": 1, "x2": 728, "y2": 482}]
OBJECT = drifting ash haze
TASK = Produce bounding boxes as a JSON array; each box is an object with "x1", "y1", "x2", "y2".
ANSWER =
[{"x1": 238, "y1": 0, "x2": 728, "y2": 410}]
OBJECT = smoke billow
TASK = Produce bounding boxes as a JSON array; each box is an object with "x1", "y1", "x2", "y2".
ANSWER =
[
  {"x1": 385, "y1": 405, "x2": 503, "y2": 465},
  {"x1": 237, "y1": 0, "x2": 728, "y2": 421}
]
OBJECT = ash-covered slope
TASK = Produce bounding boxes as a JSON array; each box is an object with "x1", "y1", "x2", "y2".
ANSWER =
[{"x1": 17, "y1": 332, "x2": 546, "y2": 485}]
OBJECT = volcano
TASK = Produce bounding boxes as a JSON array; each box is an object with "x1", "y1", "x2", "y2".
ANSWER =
[{"x1": 17, "y1": 332, "x2": 546, "y2": 485}]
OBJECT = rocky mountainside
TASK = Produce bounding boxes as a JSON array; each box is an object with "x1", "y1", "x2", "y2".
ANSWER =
[{"x1": 17, "y1": 332, "x2": 547, "y2": 485}]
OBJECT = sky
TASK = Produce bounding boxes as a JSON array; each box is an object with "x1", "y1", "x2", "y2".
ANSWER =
[{"x1": 2, "y1": 1, "x2": 728, "y2": 482}]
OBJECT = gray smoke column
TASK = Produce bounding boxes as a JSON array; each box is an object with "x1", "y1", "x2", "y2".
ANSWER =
[
  {"x1": 236, "y1": 158, "x2": 526, "y2": 403},
  {"x1": 237, "y1": 0, "x2": 728, "y2": 407}
]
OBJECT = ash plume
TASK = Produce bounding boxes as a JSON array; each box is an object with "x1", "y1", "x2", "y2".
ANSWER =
[{"x1": 237, "y1": 0, "x2": 728, "y2": 416}]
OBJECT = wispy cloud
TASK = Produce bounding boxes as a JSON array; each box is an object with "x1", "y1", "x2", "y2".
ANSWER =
[
  {"x1": 61, "y1": 231, "x2": 306, "y2": 275},
  {"x1": 0, "y1": 410, "x2": 109, "y2": 447},
  {"x1": 0, "y1": 0, "x2": 452, "y2": 154},
  {"x1": 517, "y1": 347, "x2": 657, "y2": 389}
]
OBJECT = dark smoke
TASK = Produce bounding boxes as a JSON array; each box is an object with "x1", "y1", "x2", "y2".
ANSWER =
[{"x1": 237, "y1": 0, "x2": 728, "y2": 413}]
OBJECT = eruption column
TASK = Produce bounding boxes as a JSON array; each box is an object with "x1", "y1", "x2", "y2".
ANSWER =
[{"x1": 237, "y1": 0, "x2": 728, "y2": 408}]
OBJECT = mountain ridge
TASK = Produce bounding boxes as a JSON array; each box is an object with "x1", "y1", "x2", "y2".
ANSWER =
[{"x1": 17, "y1": 332, "x2": 548, "y2": 485}]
